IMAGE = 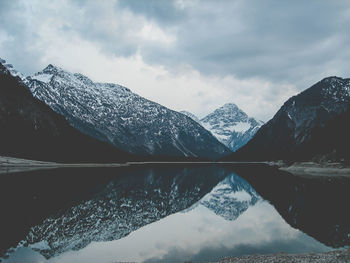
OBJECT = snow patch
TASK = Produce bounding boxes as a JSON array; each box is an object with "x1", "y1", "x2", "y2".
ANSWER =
[
  {"x1": 225, "y1": 190, "x2": 252, "y2": 202},
  {"x1": 32, "y1": 73, "x2": 53, "y2": 83},
  {"x1": 227, "y1": 122, "x2": 251, "y2": 133},
  {"x1": 29, "y1": 240, "x2": 50, "y2": 250}
]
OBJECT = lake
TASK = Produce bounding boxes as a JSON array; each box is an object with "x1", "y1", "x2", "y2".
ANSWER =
[{"x1": 1, "y1": 163, "x2": 349, "y2": 263}]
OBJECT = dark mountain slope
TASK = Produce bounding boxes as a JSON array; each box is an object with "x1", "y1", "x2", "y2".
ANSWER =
[
  {"x1": 298, "y1": 104, "x2": 350, "y2": 163},
  {"x1": 0, "y1": 63, "x2": 133, "y2": 163},
  {"x1": 224, "y1": 76, "x2": 350, "y2": 162}
]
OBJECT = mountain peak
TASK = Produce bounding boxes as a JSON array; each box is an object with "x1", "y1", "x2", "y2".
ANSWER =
[
  {"x1": 0, "y1": 58, "x2": 26, "y2": 80},
  {"x1": 208, "y1": 103, "x2": 247, "y2": 120},
  {"x1": 318, "y1": 76, "x2": 350, "y2": 89},
  {"x1": 321, "y1": 76, "x2": 346, "y2": 82},
  {"x1": 42, "y1": 64, "x2": 62, "y2": 74},
  {"x1": 200, "y1": 103, "x2": 263, "y2": 152},
  {"x1": 220, "y1": 103, "x2": 239, "y2": 110},
  {"x1": 214, "y1": 103, "x2": 245, "y2": 116}
]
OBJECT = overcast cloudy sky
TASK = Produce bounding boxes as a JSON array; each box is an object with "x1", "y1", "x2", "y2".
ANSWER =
[{"x1": 1, "y1": 0, "x2": 349, "y2": 121}]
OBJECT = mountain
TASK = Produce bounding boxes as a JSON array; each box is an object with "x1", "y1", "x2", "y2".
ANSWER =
[
  {"x1": 0, "y1": 59, "x2": 132, "y2": 163},
  {"x1": 298, "y1": 102, "x2": 350, "y2": 163},
  {"x1": 225, "y1": 76, "x2": 350, "y2": 162},
  {"x1": 180, "y1": 110, "x2": 200, "y2": 122},
  {"x1": 181, "y1": 104, "x2": 263, "y2": 152},
  {"x1": 26, "y1": 65, "x2": 230, "y2": 159},
  {"x1": 0, "y1": 58, "x2": 25, "y2": 80}
]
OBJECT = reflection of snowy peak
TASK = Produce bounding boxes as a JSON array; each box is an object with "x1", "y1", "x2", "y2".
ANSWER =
[
  {"x1": 20, "y1": 166, "x2": 226, "y2": 259},
  {"x1": 181, "y1": 104, "x2": 263, "y2": 151},
  {"x1": 25, "y1": 65, "x2": 229, "y2": 158},
  {"x1": 200, "y1": 173, "x2": 260, "y2": 221}
]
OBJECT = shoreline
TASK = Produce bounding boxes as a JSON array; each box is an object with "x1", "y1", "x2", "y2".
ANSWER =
[
  {"x1": 2, "y1": 156, "x2": 350, "y2": 177},
  {"x1": 0, "y1": 156, "x2": 130, "y2": 174},
  {"x1": 269, "y1": 161, "x2": 350, "y2": 177},
  {"x1": 211, "y1": 248, "x2": 350, "y2": 263}
]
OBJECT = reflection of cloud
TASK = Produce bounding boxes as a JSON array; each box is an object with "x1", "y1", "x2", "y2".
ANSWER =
[{"x1": 143, "y1": 235, "x2": 329, "y2": 263}]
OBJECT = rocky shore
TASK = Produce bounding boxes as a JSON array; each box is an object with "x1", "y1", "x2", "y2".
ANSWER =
[
  {"x1": 268, "y1": 161, "x2": 350, "y2": 177},
  {"x1": 212, "y1": 248, "x2": 350, "y2": 263},
  {"x1": 0, "y1": 156, "x2": 127, "y2": 174}
]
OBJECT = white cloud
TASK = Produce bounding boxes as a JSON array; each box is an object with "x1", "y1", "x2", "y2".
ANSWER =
[{"x1": 139, "y1": 23, "x2": 176, "y2": 44}]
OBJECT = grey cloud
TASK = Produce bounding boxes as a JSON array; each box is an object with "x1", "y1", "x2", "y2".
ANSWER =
[
  {"x1": 116, "y1": 0, "x2": 350, "y2": 89},
  {"x1": 1, "y1": 0, "x2": 350, "y2": 92},
  {"x1": 116, "y1": 0, "x2": 187, "y2": 25},
  {"x1": 0, "y1": 0, "x2": 44, "y2": 74},
  {"x1": 139, "y1": 0, "x2": 350, "y2": 87}
]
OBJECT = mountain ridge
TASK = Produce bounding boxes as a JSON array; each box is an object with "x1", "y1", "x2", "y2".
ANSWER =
[
  {"x1": 0, "y1": 60, "x2": 133, "y2": 163},
  {"x1": 26, "y1": 64, "x2": 230, "y2": 159}
]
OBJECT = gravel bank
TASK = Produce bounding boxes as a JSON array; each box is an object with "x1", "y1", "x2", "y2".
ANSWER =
[
  {"x1": 212, "y1": 248, "x2": 350, "y2": 263},
  {"x1": 267, "y1": 161, "x2": 350, "y2": 177},
  {"x1": 0, "y1": 156, "x2": 129, "y2": 174}
]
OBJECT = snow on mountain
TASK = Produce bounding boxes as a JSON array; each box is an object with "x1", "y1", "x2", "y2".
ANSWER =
[
  {"x1": 0, "y1": 60, "x2": 132, "y2": 163},
  {"x1": 180, "y1": 110, "x2": 200, "y2": 122},
  {"x1": 0, "y1": 58, "x2": 26, "y2": 81},
  {"x1": 26, "y1": 65, "x2": 230, "y2": 158},
  {"x1": 225, "y1": 76, "x2": 350, "y2": 161},
  {"x1": 181, "y1": 104, "x2": 263, "y2": 152}
]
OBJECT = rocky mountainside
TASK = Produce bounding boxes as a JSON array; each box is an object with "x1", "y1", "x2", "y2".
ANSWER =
[
  {"x1": 225, "y1": 76, "x2": 350, "y2": 162},
  {"x1": 0, "y1": 58, "x2": 25, "y2": 80},
  {"x1": 26, "y1": 65, "x2": 230, "y2": 159},
  {"x1": 0, "y1": 59, "x2": 132, "y2": 163},
  {"x1": 181, "y1": 104, "x2": 263, "y2": 151},
  {"x1": 180, "y1": 110, "x2": 200, "y2": 122}
]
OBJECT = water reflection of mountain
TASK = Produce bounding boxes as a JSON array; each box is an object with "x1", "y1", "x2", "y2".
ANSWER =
[
  {"x1": 2, "y1": 164, "x2": 350, "y2": 261},
  {"x1": 13, "y1": 164, "x2": 228, "y2": 259},
  {"x1": 199, "y1": 173, "x2": 260, "y2": 221},
  {"x1": 231, "y1": 164, "x2": 350, "y2": 248}
]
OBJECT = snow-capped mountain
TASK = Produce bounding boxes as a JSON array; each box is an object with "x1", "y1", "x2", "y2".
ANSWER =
[
  {"x1": 181, "y1": 104, "x2": 263, "y2": 152},
  {"x1": 0, "y1": 59, "x2": 131, "y2": 163},
  {"x1": 226, "y1": 76, "x2": 350, "y2": 161},
  {"x1": 26, "y1": 65, "x2": 230, "y2": 158},
  {"x1": 0, "y1": 58, "x2": 25, "y2": 80}
]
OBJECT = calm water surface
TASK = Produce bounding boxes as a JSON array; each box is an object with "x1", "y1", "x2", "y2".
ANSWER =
[{"x1": 1, "y1": 163, "x2": 349, "y2": 263}]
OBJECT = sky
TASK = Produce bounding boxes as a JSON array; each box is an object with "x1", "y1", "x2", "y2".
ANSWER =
[{"x1": 0, "y1": 0, "x2": 349, "y2": 121}]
